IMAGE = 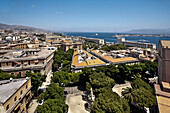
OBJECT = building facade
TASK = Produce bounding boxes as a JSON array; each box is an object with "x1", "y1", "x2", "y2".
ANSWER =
[
  {"x1": 46, "y1": 35, "x2": 83, "y2": 51},
  {"x1": 0, "y1": 77, "x2": 32, "y2": 113},
  {"x1": 158, "y1": 40, "x2": 170, "y2": 83},
  {"x1": 0, "y1": 48, "x2": 55, "y2": 76},
  {"x1": 154, "y1": 40, "x2": 170, "y2": 113}
]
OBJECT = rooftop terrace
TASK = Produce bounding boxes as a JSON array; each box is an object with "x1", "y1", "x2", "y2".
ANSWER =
[
  {"x1": 71, "y1": 50, "x2": 106, "y2": 68},
  {"x1": 92, "y1": 50, "x2": 139, "y2": 64},
  {"x1": 0, "y1": 78, "x2": 30, "y2": 104},
  {"x1": 0, "y1": 48, "x2": 55, "y2": 62}
]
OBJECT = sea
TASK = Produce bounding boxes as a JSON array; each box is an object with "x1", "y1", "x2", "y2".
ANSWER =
[{"x1": 64, "y1": 32, "x2": 170, "y2": 46}]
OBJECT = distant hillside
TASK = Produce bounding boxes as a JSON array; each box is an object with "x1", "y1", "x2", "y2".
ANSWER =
[
  {"x1": 127, "y1": 28, "x2": 170, "y2": 35},
  {"x1": 0, "y1": 23, "x2": 50, "y2": 32}
]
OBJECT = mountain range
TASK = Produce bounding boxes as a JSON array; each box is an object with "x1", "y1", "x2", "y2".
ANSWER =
[
  {"x1": 0, "y1": 23, "x2": 50, "y2": 32},
  {"x1": 127, "y1": 28, "x2": 170, "y2": 35},
  {"x1": 0, "y1": 23, "x2": 170, "y2": 34}
]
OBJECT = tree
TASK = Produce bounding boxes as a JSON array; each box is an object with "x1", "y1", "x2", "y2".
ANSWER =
[
  {"x1": 122, "y1": 87, "x2": 138, "y2": 104},
  {"x1": 134, "y1": 87, "x2": 156, "y2": 108},
  {"x1": 37, "y1": 83, "x2": 68, "y2": 113},
  {"x1": 131, "y1": 78, "x2": 153, "y2": 93},
  {"x1": 100, "y1": 44, "x2": 127, "y2": 51},
  {"x1": 145, "y1": 61, "x2": 158, "y2": 77},
  {"x1": 117, "y1": 63, "x2": 131, "y2": 83},
  {"x1": 0, "y1": 69, "x2": 15, "y2": 80},
  {"x1": 52, "y1": 71, "x2": 71, "y2": 86},
  {"x1": 79, "y1": 67, "x2": 94, "y2": 84},
  {"x1": 122, "y1": 78, "x2": 156, "y2": 109},
  {"x1": 64, "y1": 49, "x2": 74, "y2": 61},
  {"x1": 91, "y1": 91, "x2": 130, "y2": 113},
  {"x1": 86, "y1": 82, "x2": 91, "y2": 92},
  {"x1": 25, "y1": 72, "x2": 45, "y2": 95},
  {"x1": 62, "y1": 60, "x2": 71, "y2": 72},
  {"x1": 69, "y1": 72, "x2": 81, "y2": 83},
  {"x1": 89, "y1": 72, "x2": 115, "y2": 94},
  {"x1": 96, "y1": 65, "x2": 119, "y2": 79},
  {"x1": 37, "y1": 99, "x2": 68, "y2": 113}
]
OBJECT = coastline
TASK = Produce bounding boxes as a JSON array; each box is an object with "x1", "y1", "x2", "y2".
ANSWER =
[{"x1": 65, "y1": 32, "x2": 170, "y2": 46}]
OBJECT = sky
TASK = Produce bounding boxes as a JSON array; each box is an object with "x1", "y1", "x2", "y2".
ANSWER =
[{"x1": 0, "y1": 0, "x2": 170, "y2": 32}]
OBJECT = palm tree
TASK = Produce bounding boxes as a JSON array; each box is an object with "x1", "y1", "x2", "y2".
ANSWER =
[{"x1": 121, "y1": 87, "x2": 138, "y2": 104}]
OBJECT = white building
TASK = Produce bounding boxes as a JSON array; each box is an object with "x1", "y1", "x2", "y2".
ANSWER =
[{"x1": 117, "y1": 37, "x2": 156, "y2": 49}]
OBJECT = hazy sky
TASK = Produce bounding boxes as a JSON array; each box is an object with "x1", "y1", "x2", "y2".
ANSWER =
[{"x1": 0, "y1": 0, "x2": 170, "y2": 32}]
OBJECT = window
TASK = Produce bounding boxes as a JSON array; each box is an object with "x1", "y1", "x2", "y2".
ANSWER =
[
  {"x1": 12, "y1": 62, "x2": 14, "y2": 67},
  {"x1": 6, "y1": 62, "x2": 8, "y2": 66},
  {"x1": 20, "y1": 90, "x2": 23, "y2": 95},
  {"x1": 6, "y1": 104, "x2": 9, "y2": 111},
  {"x1": 26, "y1": 85, "x2": 28, "y2": 89},
  {"x1": 21, "y1": 99, "x2": 23, "y2": 104},
  {"x1": 28, "y1": 61, "x2": 30, "y2": 65},
  {"x1": 14, "y1": 96, "x2": 17, "y2": 102}
]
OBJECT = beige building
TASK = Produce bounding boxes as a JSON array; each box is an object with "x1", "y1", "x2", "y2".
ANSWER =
[
  {"x1": 154, "y1": 40, "x2": 170, "y2": 113},
  {"x1": 0, "y1": 77, "x2": 32, "y2": 113},
  {"x1": 158, "y1": 40, "x2": 170, "y2": 83},
  {"x1": 82, "y1": 37, "x2": 105, "y2": 45},
  {"x1": 0, "y1": 48, "x2": 55, "y2": 76},
  {"x1": 46, "y1": 35, "x2": 82, "y2": 51},
  {"x1": 117, "y1": 37, "x2": 156, "y2": 49}
]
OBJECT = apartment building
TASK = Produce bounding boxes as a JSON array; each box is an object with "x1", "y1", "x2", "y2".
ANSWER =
[
  {"x1": 0, "y1": 77, "x2": 32, "y2": 113},
  {"x1": 154, "y1": 40, "x2": 170, "y2": 113},
  {"x1": 0, "y1": 43, "x2": 28, "y2": 50},
  {"x1": 46, "y1": 35, "x2": 82, "y2": 51},
  {"x1": 0, "y1": 48, "x2": 55, "y2": 76},
  {"x1": 117, "y1": 37, "x2": 156, "y2": 49}
]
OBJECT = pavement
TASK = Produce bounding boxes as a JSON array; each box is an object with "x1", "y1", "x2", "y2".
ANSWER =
[
  {"x1": 65, "y1": 86, "x2": 89, "y2": 113},
  {"x1": 27, "y1": 99, "x2": 38, "y2": 113},
  {"x1": 112, "y1": 81, "x2": 131, "y2": 96},
  {"x1": 39, "y1": 70, "x2": 53, "y2": 89}
]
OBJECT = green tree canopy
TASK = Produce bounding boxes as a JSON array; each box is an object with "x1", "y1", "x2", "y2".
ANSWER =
[
  {"x1": 25, "y1": 72, "x2": 46, "y2": 94},
  {"x1": 37, "y1": 83, "x2": 68, "y2": 113},
  {"x1": 100, "y1": 44, "x2": 127, "y2": 51},
  {"x1": 0, "y1": 69, "x2": 15, "y2": 80},
  {"x1": 89, "y1": 72, "x2": 115, "y2": 94},
  {"x1": 131, "y1": 78, "x2": 153, "y2": 93},
  {"x1": 91, "y1": 91, "x2": 130, "y2": 113},
  {"x1": 52, "y1": 71, "x2": 71, "y2": 86},
  {"x1": 37, "y1": 99, "x2": 68, "y2": 113},
  {"x1": 122, "y1": 78, "x2": 156, "y2": 109}
]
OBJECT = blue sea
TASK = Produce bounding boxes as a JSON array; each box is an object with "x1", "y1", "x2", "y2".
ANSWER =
[{"x1": 65, "y1": 32, "x2": 170, "y2": 46}]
